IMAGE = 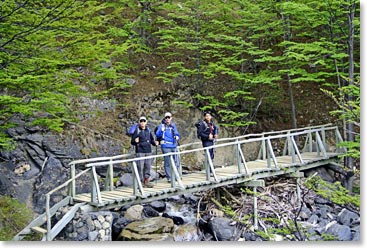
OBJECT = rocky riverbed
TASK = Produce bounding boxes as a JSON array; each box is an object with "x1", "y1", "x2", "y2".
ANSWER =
[{"x1": 55, "y1": 177, "x2": 360, "y2": 242}]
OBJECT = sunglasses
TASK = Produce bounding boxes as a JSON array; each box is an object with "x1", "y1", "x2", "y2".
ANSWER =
[
  {"x1": 139, "y1": 119, "x2": 146, "y2": 122},
  {"x1": 165, "y1": 116, "x2": 171, "y2": 119}
]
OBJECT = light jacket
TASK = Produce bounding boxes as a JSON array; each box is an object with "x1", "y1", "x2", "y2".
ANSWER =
[{"x1": 155, "y1": 119, "x2": 180, "y2": 148}]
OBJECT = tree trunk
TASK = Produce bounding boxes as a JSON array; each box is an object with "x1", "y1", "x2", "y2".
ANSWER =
[
  {"x1": 287, "y1": 74, "x2": 297, "y2": 130},
  {"x1": 346, "y1": 2, "x2": 355, "y2": 168},
  {"x1": 345, "y1": 1, "x2": 356, "y2": 193}
]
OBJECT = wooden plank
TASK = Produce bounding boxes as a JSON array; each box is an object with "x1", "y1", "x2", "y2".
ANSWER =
[
  {"x1": 182, "y1": 174, "x2": 207, "y2": 180},
  {"x1": 73, "y1": 195, "x2": 91, "y2": 202},
  {"x1": 215, "y1": 171, "x2": 239, "y2": 176},
  {"x1": 100, "y1": 195, "x2": 119, "y2": 202},
  {"x1": 182, "y1": 177, "x2": 205, "y2": 182},
  {"x1": 103, "y1": 191, "x2": 131, "y2": 197},
  {"x1": 115, "y1": 188, "x2": 134, "y2": 194},
  {"x1": 31, "y1": 226, "x2": 47, "y2": 234}
]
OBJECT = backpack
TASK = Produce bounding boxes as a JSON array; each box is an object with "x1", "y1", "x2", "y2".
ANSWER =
[
  {"x1": 128, "y1": 123, "x2": 151, "y2": 136},
  {"x1": 194, "y1": 120, "x2": 209, "y2": 139},
  {"x1": 127, "y1": 123, "x2": 139, "y2": 136},
  {"x1": 154, "y1": 126, "x2": 162, "y2": 144},
  {"x1": 154, "y1": 123, "x2": 177, "y2": 145}
]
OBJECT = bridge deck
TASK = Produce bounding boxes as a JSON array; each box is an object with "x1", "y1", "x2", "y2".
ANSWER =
[{"x1": 72, "y1": 152, "x2": 340, "y2": 208}]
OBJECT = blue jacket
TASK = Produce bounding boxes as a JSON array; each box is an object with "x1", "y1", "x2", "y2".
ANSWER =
[{"x1": 155, "y1": 119, "x2": 180, "y2": 148}]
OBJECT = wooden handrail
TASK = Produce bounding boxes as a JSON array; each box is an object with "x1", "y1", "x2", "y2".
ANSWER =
[{"x1": 84, "y1": 125, "x2": 340, "y2": 168}]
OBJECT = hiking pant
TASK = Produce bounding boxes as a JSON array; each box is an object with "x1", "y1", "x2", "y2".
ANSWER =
[
  {"x1": 202, "y1": 140, "x2": 215, "y2": 160},
  {"x1": 161, "y1": 147, "x2": 180, "y2": 181},
  {"x1": 135, "y1": 152, "x2": 152, "y2": 181}
]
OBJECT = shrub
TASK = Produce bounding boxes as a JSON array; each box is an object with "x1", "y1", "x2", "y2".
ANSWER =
[{"x1": 0, "y1": 196, "x2": 33, "y2": 241}]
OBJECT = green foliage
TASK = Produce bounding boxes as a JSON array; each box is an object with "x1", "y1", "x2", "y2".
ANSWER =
[
  {"x1": 0, "y1": 0, "x2": 359, "y2": 148},
  {"x1": 0, "y1": 0, "x2": 134, "y2": 150},
  {"x1": 152, "y1": 0, "x2": 359, "y2": 132},
  {"x1": 172, "y1": 100, "x2": 193, "y2": 108},
  {"x1": 321, "y1": 233, "x2": 338, "y2": 241},
  {"x1": 0, "y1": 196, "x2": 33, "y2": 240},
  {"x1": 321, "y1": 78, "x2": 360, "y2": 159},
  {"x1": 305, "y1": 176, "x2": 360, "y2": 208}
]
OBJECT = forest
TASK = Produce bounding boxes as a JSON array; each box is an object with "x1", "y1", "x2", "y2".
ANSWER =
[{"x1": 0, "y1": 0, "x2": 360, "y2": 241}]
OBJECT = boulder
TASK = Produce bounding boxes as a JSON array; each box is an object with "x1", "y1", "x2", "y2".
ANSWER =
[{"x1": 118, "y1": 217, "x2": 174, "y2": 241}]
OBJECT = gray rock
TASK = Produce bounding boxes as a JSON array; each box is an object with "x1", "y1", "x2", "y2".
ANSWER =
[
  {"x1": 337, "y1": 208, "x2": 359, "y2": 226},
  {"x1": 118, "y1": 216, "x2": 174, "y2": 241},
  {"x1": 149, "y1": 201, "x2": 166, "y2": 212},
  {"x1": 117, "y1": 173, "x2": 134, "y2": 187},
  {"x1": 124, "y1": 205, "x2": 144, "y2": 221},
  {"x1": 88, "y1": 231, "x2": 99, "y2": 241},
  {"x1": 209, "y1": 217, "x2": 237, "y2": 241},
  {"x1": 325, "y1": 222, "x2": 353, "y2": 241},
  {"x1": 352, "y1": 226, "x2": 360, "y2": 241},
  {"x1": 174, "y1": 224, "x2": 200, "y2": 241}
]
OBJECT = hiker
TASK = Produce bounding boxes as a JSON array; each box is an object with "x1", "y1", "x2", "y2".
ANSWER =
[
  {"x1": 131, "y1": 116, "x2": 158, "y2": 188},
  {"x1": 198, "y1": 112, "x2": 218, "y2": 161},
  {"x1": 155, "y1": 112, "x2": 181, "y2": 183}
]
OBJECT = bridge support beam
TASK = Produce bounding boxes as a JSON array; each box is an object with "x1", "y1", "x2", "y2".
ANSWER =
[
  {"x1": 243, "y1": 180, "x2": 265, "y2": 230},
  {"x1": 287, "y1": 171, "x2": 304, "y2": 204}
]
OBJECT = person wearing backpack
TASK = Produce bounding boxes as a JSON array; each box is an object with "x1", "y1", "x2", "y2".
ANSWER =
[
  {"x1": 197, "y1": 112, "x2": 218, "y2": 161},
  {"x1": 155, "y1": 112, "x2": 181, "y2": 183},
  {"x1": 131, "y1": 116, "x2": 158, "y2": 188}
]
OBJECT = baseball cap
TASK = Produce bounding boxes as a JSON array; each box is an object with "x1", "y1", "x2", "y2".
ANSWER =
[
  {"x1": 164, "y1": 112, "x2": 172, "y2": 118},
  {"x1": 139, "y1": 116, "x2": 147, "y2": 121}
]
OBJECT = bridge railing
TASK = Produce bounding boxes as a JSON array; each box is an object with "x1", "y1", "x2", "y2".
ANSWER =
[
  {"x1": 43, "y1": 124, "x2": 344, "y2": 209},
  {"x1": 68, "y1": 124, "x2": 343, "y2": 205}
]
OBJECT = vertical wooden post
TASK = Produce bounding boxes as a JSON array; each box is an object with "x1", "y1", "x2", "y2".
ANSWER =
[
  {"x1": 266, "y1": 138, "x2": 271, "y2": 168},
  {"x1": 321, "y1": 126, "x2": 326, "y2": 150},
  {"x1": 132, "y1": 161, "x2": 144, "y2": 195},
  {"x1": 246, "y1": 180, "x2": 264, "y2": 230},
  {"x1": 296, "y1": 177, "x2": 301, "y2": 205},
  {"x1": 46, "y1": 194, "x2": 51, "y2": 241},
  {"x1": 91, "y1": 167, "x2": 102, "y2": 204},
  {"x1": 105, "y1": 159, "x2": 114, "y2": 191},
  {"x1": 170, "y1": 155, "x2": 184, "y2": 189},
  {"x1": 205, "y1": 148, "x2": 210, "y2": 181},
  {"x1": 91, "y1": 169, "x2": 96, "y2": 203},
  {"x1": 170, "y1": 154, "x2": 176, "y2": 188},
  {"x1": 261, "y1": 136, "x2": 266, "y2": 160},
  {"x1": 238, "y1": 143, "x2": 248, "y2": 174},
  {"x1": 253, "y1": 186, "x2": 258, "y2": 230},
  {"x1": 69, "y1": 163, "x2": 75, "y2": 198},
  {"x1": 237, "y1": 143, "x2": 242, "y2": 174},
  {"x1": 290, "y1": 171, "x2": 304, "y2": 205},
  {"x1": 289, "y1": 136, "x2": 295, "y2": 164}
]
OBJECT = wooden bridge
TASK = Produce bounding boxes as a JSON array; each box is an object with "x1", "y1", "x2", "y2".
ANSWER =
[{"x1": 14, "y1": 124, "x2": 346, "y2": 241}]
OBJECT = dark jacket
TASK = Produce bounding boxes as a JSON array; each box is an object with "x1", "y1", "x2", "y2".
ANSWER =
[
  {"x1": 155, "y1": 119, "x2": 180, "y2": 148},
  {"x1": 198, "y1": 120, "x2": 218, "y2": 142},
  {"x1": 131, "y1": 127, "x2": 156, "y2": 153}
]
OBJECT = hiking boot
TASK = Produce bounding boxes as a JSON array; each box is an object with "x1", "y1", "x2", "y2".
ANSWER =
[{"x1": 144, "y1": 178, "x2": 154, "y2": 188}]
